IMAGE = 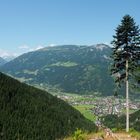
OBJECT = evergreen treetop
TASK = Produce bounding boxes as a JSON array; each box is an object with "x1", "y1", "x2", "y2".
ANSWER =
[{"x1": 111, "y1": 14, "x2": 140, "y2": 87}]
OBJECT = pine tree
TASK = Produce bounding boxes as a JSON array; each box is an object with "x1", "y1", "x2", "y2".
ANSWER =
[{"x1": 111, "y1": 15, "x2": 140, "y2": 132}]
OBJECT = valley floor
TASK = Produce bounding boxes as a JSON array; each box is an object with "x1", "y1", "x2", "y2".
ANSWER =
[{"x1": 56, "y1": 93, "x2": 140, "y2": 121}]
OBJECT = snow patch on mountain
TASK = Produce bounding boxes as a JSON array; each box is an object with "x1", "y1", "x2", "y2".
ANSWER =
[
  {"x1": 94, "y1": 44, "x2": 109, "y2": 51},
  {"x1": 103, "y1": 55, "x2": 110, "y2": 60}
]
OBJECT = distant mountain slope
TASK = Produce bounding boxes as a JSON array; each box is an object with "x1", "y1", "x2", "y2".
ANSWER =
[
  {"x1": 0, "y1": 57, "x2": 6, "y2": 66},
  {"x1": 0, "y1": 44, "x2": 114, "y2": 95},
  {"x1": 0, "y1": 72, "x2": 97, "y2": 140}
]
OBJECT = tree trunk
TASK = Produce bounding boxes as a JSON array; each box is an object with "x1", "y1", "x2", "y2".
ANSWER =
[{"x1": 126, "y1": 60, "x2": 129, "y2": 132}]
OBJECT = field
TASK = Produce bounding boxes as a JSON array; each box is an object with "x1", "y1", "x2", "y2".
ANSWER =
[{"x1": 73, "y1": 105, "x2": 96, "y2": 121}]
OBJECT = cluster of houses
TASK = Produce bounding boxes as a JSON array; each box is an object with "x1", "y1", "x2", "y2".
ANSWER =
[{"x1": 57, "y1": 94, "x2": 140, "y2": 116}]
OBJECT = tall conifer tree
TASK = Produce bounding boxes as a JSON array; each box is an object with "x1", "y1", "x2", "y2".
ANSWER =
[{"x1": 111, "y1": 15, "x2": 140, "y2": 132}]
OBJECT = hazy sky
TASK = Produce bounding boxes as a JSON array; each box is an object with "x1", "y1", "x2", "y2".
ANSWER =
[{"x1": 0, "y1": 0, "x2": 140, "y2": 58}]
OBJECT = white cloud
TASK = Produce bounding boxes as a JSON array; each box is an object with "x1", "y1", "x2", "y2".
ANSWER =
[
  {"x1": 0, "y1": 49, "x2": 19, "y2": 59},
  {"x1": 18, "y1": 45, "x2": 30, "y2": 49},
  {"x1": 17, "y1": 44, "x2": 45, "y2": 53},
  {"x1": 28, "y1": 45, "x2": 44, "y2": 52},
  {"x1": 34, "y1": 45, "x2": 44, "y2": 50},
  {"x1": 48, "y1": 44, "x2": 56, "y2": 47},
  {"x1": 0, "y1": 45, "x2": 45, "y2": 60}
]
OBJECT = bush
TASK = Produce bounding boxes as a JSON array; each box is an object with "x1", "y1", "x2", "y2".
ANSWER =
[
  {"x1": 73, "y1": 129, "x2": 86, "y2": 140},
  {"x1": 130, "y1": 130, "x2": 140, "y2": 140}
]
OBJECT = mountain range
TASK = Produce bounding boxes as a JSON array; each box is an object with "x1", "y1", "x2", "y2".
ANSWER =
[
  {"x1": 0, "y1": 72, "x2": 97, "y2": 139},
  {"x1": 0, "y1": 44, "x2": 115, "y2": 96},
  {"x1": 0, "y1": 57, "x2": 6, "y2": 66}
]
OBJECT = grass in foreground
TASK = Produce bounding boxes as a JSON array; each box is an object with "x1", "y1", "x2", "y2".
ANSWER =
[
  {"x1": 64, "y1": 129, "x2": 105, "y2": 140},
  {"x1": 130, "y1": 129, "x2": 140, "y2": 140}
]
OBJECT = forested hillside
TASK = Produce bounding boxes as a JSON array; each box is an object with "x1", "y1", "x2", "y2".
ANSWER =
[
  {"x1": 0, "y1": 44, "x2": 115, "y2": 95},
  {"x1": 101, "y1": 110, "x2": 140, "y2": 131},
  {"x1": 0, "y1": 72, "x2": 97, "y2": 140}
]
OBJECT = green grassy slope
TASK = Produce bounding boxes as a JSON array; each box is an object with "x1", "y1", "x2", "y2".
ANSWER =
[{"x1": 0, "y1": 72, "x2": 97, "y2": 140}]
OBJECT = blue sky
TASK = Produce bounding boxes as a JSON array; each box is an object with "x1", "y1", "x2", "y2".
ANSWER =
[{"x1": 0, "y1": 0, "x2": 140, "y2": 58}]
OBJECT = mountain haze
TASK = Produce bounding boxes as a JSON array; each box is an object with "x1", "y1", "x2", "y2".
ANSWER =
[
  {"x1": 0, "y1": 44, "x2": 114, "y2": 95},
  {"x1": 0, "y1": 57, "x2": 6, "y2": 66},
  {"x1": 0, "y1": 72, "x2": 97, "y2": 140}
]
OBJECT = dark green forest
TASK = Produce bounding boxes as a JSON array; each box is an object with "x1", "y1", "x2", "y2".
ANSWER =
[
  {"x1": 101, "y1": 110, "x2": 140, "y2": 131},
  {"x1": 0, "y1": 72, "x2": 97, "y2": 140}
]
